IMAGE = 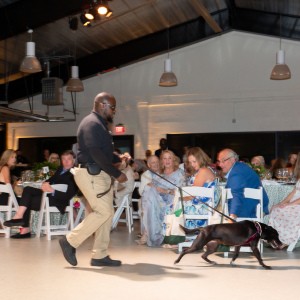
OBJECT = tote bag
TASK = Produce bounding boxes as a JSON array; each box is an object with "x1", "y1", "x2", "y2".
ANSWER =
[{"x1": 164, "y1": 188, "x2": 186, "y2": 245}]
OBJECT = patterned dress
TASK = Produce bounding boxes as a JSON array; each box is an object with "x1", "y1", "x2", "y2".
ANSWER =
[
  {"x1": 184, "y1": 168, "x2": 217, "y2": 229},
  {"x1": 268, "y1": 180, "x2": 300, "y2": 245},
  {"x1": 141, "y1": 168, "x2": 186, "y2": 246}
]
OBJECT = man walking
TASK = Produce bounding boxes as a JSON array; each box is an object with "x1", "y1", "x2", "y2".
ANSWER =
[{"x1": 59, "y1": 92, "x2": 128, "y2": 267}]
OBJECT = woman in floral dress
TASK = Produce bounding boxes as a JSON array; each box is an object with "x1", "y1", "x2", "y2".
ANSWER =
[
  {"x1": 268, "y1": 152, "x2": 300, "y2": 249},
  {"x1": 183, "y1": 147, "x2": 217, "y2": 229},
  {"x1": 138, "y1": 150, "x2": 186, "y2": 246}
]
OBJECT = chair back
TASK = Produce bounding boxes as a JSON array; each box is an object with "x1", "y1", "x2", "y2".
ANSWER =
[
  {"x1": 222, "y1": 187, "x2": 263, "y2": 221},
  {"x1": 221, "y1": 186, "x2": 264, "y2": 254},
  {"x1": 49, "y1": 184, "x2": 68, "y2": 193},
  {"x1": 176, "y1": 185, "x2": 215, "y2": 254},
  {"x1": 36, "y1": 183, "x2": 73, "y2": 240},
  {"x1": 176, "y1": 185, "x2": 215, "y2": 219}
]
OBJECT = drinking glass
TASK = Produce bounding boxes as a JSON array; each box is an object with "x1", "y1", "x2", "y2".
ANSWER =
[
  {"x1": 282, "y1": 168, "x2": 289, "y2": 182},
  {"x1": 275, "y1": 169, "x2": 283, "y2": 181}
]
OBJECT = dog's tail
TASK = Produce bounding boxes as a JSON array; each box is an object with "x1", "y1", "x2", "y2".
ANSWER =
[{"x1": 179, "y1": 224, "x2": 201, "y2": 235}]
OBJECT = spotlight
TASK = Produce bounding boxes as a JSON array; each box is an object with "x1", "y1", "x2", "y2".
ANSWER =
[
  {"x1": 106, "y1": 7, "x2": 113, "y2": 18},
  {"x1": 98, "y1": 1, "x2": 108, "y2": 15},
  {"x1": 69, "y1": 16, "x2": 78, "y2": 30},
  {"x1": 85, "y1": 8, "x2": 97, "y2": 20},
  {"x1": 80, "y1": 13, "x2": 91, "y2": 26},
  {"x1": 97, "y1": 0, "x2": 112, "y2": 17}
]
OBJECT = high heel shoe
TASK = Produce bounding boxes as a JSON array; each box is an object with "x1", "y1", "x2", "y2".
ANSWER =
[
  {"x1": 277, "y1": 243, "x2": 288, "y2": 250},
  {"x1": 137, "y1": 235, "x2": 147, "y2": 245}
]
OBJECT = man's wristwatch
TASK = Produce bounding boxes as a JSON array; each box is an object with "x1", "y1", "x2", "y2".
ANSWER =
[{"x1": 168, "y1": 189, "x2": 171, "y2": 194}]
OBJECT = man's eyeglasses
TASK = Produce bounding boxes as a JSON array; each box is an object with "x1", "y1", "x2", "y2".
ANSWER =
[
  {"x1": 217, "y1": 156, "x2": 233, "y2": 164},
  {"x1": 103, "y1": 102, "x2": 116, "y2": 111}
]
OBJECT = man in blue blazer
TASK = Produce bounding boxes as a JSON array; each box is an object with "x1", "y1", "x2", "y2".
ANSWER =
[{"x1": 218, "y1": 149, "x2": 269, "y2": 220}]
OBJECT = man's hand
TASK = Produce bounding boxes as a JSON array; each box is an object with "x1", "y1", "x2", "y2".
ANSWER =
[
  {"x1": 116, "y1": 173, "x2": 128, "y2": 183},
  {"x1": 119, "y1": 153, "x2": 132, "y2": 165},
  {"x1": 228, "y1": 214, "x2": 237, "y2": 223},
  {"x1": 41, "y1": 182, "x2": 54, "y2": 193}
]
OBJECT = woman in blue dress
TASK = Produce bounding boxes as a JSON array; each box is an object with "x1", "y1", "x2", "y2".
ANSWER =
[
  {"x1": 183, "y1": 147, "x2": 216, "y2": 229},
  {"x1": 138, "y1": 150, "x2": 186, "y2": 246}
]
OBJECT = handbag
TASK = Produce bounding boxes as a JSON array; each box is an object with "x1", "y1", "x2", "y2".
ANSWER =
[{"x1": 164, "y1": 188, "x2": 186, "y2": 245}]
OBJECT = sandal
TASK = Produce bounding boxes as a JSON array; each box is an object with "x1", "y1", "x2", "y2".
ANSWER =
[
  {"x1": 137, "y1": 235, "x2": 147, "y2": 245},
  {"x1": 277, "y1": 243, "x2": 288, "y2": 250},
  {"x1": 162, "y1": 244, "x2": 178, "y2": 249}
]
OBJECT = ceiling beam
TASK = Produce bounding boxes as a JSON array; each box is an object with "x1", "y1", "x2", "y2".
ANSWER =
[{"x1": 190, "y1": 0, "x2": 222, "y2": 33}]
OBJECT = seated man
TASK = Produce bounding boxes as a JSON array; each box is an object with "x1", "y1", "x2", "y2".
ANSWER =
[
  {"x1": 217, "y1": 149, "x2": 269, "y2": 221},
  {"x1": 4, "y1": 150, "x2": 78, "y2": 238}
]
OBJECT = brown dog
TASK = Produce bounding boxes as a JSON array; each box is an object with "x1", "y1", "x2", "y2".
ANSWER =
[{"x1": 174, "y1": 221, "x2": 282, "y2": 269}]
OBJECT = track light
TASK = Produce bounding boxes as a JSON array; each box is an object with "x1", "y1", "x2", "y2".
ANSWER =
[
  {"x1": 69, "y1": 16, "x2": 78, "y2": 30},
  {"x1": 106, "y1": 7, "x2": 113, "y2": 18},
  {"x1": 85, "y1": 8, "x2": 98, "y2": 20},
  {"x1": 97, "y1": 1, "x2": 110, "y2": 14},
  {"x1": 80, "y1": 13, "x2": 91, "y2": 26}
]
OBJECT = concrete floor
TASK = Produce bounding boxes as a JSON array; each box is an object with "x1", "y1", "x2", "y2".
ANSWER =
[{"x1": 1, "y1": 222, "x2": 300, "y2": 300}]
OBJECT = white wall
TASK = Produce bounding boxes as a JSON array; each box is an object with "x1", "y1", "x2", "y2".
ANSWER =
[{"x1": 8, "y1": 31, "x2": 300, "y2": 157}]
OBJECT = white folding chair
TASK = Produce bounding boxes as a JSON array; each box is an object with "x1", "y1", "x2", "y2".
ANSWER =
[
  {"x1": 178, "y1": 186, "x2": 215, "y2": 253},
  {"x1": 36, "y1": 184, "x2": 74, "y2": 240},
  {"x1": 74, "y1": 196, "x2": 87, "y2": 227},
  {"x1": 132, "y1": 181, "x2": 140, "y2": 220},
  {"x1": 111, "y1": 182, "x2": 137, "y2": 233},
  {"x1": 221, "y1": 187, "x2": 264, "y2": 256},
  {"x1": 0, "y1": 183, "x2": 19, "y2": 238}
]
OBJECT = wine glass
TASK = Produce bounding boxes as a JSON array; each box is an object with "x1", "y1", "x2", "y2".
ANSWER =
[
  {"x1": 263, "y1": 170, "x2": 272, "y2": 180},
  {"x1": 282, "y1": 168, "x2": 289, "y2": 182},
  {"x1": 275, "y1": 169, "x2": 283, "y2": 181}
]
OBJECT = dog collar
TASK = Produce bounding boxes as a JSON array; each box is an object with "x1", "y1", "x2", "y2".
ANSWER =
[{"x1": 244, "y1": 222, "x2": 261, "y2": 245}]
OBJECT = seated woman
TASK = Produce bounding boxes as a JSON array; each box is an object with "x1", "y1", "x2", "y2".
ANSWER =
[
  {"x1": 138, "y1": 150, "x2": 186, "y2": 246},
  {"x1": 183, "y1": 147, "x2": 216, "y2": 229},
  {"x1": 0, "y1": 149, "x2": 20, "y2": 205},
  {"x1": 269, "y1": 158, "x2": 285, "y2": 179},
  {"x1": 251, "y1": 156, "x2": 266, "y2": 168},
  {"x1": 48, "y1": 153, "x2": 60, "y2": 165},
  {"x1": 285, "y1": 152, "x2": 298, "y2": 173},
  {"x1": 268, "y1": 152, "x2": 300, "y2": 249}
]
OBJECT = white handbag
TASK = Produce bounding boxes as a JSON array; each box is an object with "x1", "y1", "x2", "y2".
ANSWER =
[{"x1": 164, "y1": 188, "x2": 186, "y2": 244}]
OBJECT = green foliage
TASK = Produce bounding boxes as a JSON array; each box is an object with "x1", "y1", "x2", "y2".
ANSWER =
[
  {"x1": 247, "y1": 163, "x2": 266, "y2": 177},
  {"x1": 31, "y1": 161, "x2": 60, "y2": 172},
  {"x1": 31, "y1": 161, "x2": 60, "y2": 180}
]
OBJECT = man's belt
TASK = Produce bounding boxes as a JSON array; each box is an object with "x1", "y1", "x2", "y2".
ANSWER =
[
  {"x1": 78, "y1": 162, "x2": 101, "y2": 175},
  {"x1": 77, "y1": 162, "x2": 91, "y2": 168},
  {"x1": 77, "y1": 162, "x2": 113, "y2": 198}
]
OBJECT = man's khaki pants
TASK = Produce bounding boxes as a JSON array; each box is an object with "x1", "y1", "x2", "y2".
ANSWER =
[{"x1": 67, "y1": 168, "x2": 114, "y2": 259}]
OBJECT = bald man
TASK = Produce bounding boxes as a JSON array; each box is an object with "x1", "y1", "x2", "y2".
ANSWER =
[
  {"x1": 59, "y1": 92, "x2": 128, "y2": 267},
  {"x1": 217, "y1": 149, "x2": 269, "y2": 221}
]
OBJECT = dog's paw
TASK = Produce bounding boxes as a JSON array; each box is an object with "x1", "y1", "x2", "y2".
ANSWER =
[
  {"x1": 174, "y1": 260, "x2": 179, "y2": 265},
  {"x1": 210, "y1": 261, "x2": 217, "y2": 265},
  {"x1": 263, "y1": 265, "x2": 272, "y2": 270},
  {"x1": 230, "y1": 261, "x2": 236, "y2": 267}
]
